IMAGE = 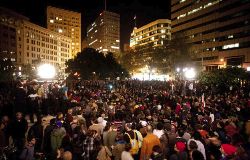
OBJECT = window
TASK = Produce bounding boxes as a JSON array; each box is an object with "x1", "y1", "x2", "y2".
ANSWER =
[{"x1": 222, "y1": 43, "x2": 239, "y2": 50}]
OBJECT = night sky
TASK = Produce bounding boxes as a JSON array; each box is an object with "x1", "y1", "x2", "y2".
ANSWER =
[{"x1": 1, "y1": 0, "x2": 171, "y2": 51}]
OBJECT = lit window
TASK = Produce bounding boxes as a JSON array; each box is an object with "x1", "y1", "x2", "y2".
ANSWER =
[
  {"x1": 111, "y1": 46, "x2": 119, "y2": 49},
  {"x1": 50, "y1": 19, "x2": 54, "y2": 23},
  {"x1": 222, "y1": 43, "x2": 239, "y2": 49},
  {"x1": 161, "y1": 29, "x2": 166, "y2": 33},
  {"x1": 177, "y1": 13, "x2": 186, "y2": 19},
  {"x1": 228, "y1": 35, "x2": 233, "y2": 39},
  {"x1": 56, "y1": 17, "x2": 59, "y2": 20},
  {"x1": 58, "y1": 29, "x2": 63, "y2": 33}
]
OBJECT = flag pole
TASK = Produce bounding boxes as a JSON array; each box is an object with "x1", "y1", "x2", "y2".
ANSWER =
[{"x1": 134, "y1": 15, "x2": 137, "y2": 27}]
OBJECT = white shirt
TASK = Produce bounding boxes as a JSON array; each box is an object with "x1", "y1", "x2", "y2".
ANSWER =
[
  {"x1": 153, "y1": 129, "x2": 164, "y2": 139},
  {"x1": 188, "y1": 139, "x2": 206, "y2": 160},
  {"x1": 121, "y1": 151, "x2": 134, "y2": 160}
]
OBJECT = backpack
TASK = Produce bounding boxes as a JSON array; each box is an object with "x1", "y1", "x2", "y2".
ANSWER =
[{"x1": 125, "y1": 131, "x2": 139, "y2": 155}]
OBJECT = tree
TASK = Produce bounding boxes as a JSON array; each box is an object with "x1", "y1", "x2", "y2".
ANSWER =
[
  {"x1": 198, "y1": 67, "x2": 250, "y2": 93},
  {"x1": 120, "y1": 32, "x2": 193, "y2": 75},
  {"x1": 66, "y1": 48, "x2": 129, "y2": 80}
]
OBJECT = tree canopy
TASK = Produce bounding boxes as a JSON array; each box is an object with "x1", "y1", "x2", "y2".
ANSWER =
[
  {"x1": 66, "y1": 48, "x2": 129, "y2": 80},
  {"x1": 120, "y1": 32, "x2": 193, "y2": 74},
  {"x1": 198, "y1": 67, "x2": 250, "y2": 93}
]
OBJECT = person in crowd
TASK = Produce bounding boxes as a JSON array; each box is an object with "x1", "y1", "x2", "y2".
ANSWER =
[
  {"x1": 9, "y1": 112, "x2": 28, "y2": 152},
  {"x1": 188, "y1": 140, "x2": 205, "y2": 160},
  {"x1": 140, "y1": 125, "x2": 160, "y2": 160},
  {"x1": 27, "y1": 116, "x2": 43, "y2": 152},
  {"x1": 124, "y1": 123, "x2": 140, "y2": 159},
  {"x1": 19, "y1": 136, "x2": 43, "y2": 160},
  {"x1": 89, "y1": 118, "x2": 104, "y2": 136},
  {"x1": 150, "y1": 145, "x2": 164, "y2": 160},
  {"x1": 220, "y1": 144, "x2": 237, "y2": 160},
  {"x1": 153, "y1": 122, "x2": 164, "y2": 139},
  {"x1": 106, "y1": 125, "x2": 118, "y2": 150},
  {"x1": 13, "y1": 82, "x2": 26, "y2": 114},
  {"x1": 51, "y1": 121, "x2": 66, "y2": 152},
  {"x1": 112, "y1": 133, "x2": 126, "y2": 160},
  {"x1": 121, "y1": 143, "x2": 134, "y2": 160},
  {"x1": 170, "y1": 141, "x2": 188, "y2": 160},
  {"x1": 43, "y1": 118, "x2": 56, "y2": 158},
  {"x1": 63, "y1": 151, "x2": 73, "y2": 160},
  {"x1": 0, "y1": 79, "x2": 249, "y2": 160},
  {"x1": 96, "y1": 140, "x2": 112, "y2": 160}
]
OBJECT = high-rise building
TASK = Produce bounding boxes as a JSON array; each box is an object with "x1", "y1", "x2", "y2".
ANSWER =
[
  {"x1": 171, "y1": 0, "x2": 250, "y2": 70},
  {"x1": 0, "y1": 7, "x2": 29, "y2": 64},
  {"x1": 47, "y1": 6, "x2": 81, "y2": 57},
  {"x1": 87, "y1": 10, "x2": 120, "y2": 55},
  {"x1": 0, "y1": 7, "x2": 72, "y2": 77},
  {"x1": 130, "y1": 19, "x2": 171, "y2": 48}
]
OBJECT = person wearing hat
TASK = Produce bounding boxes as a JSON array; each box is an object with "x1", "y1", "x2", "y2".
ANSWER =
[
  {"x1": 220, "y1": 144, "x2": 237, "y2": 160},
  {"x1": 169, "y1": 141, "x2": 188, "y2": 160}
]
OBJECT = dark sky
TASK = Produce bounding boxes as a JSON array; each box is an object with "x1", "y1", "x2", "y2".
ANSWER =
[{"x1": 1, "y1": 0, "x2": 171, "y2": 50}]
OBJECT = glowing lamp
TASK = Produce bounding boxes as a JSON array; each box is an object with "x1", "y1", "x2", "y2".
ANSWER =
[
  {"x1": 37, "y1": 64, "x2": 56, "y2": 79},
  {"x1": 184, "y1": 68, "x2": 196, "y2": 79}
]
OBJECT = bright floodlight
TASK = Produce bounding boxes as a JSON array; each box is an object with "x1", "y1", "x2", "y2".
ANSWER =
[
  {"x1": 176, "y1": 68, "x2": 180, "y2": 72},
  {"x1": 184, "y1": 68, "x2": 196, "y2": 79},
  {"x1": 37, "y1": 64, "x2": 56, "y2": 79}
]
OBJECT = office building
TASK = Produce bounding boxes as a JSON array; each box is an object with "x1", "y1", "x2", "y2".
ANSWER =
[
  {"x1": 47, "y1": 6, "x2": 81, "y2": 57},
  {"x1": 171, "y1": 0, "x2": 250, "y2": 70},
  {"x1": 0, "y1": 7, "x2": 29, "y2": 64},
  {"x1": 87, "y1": 10, "x2": 120, "y2": 54},
  {"x1": 0, "y1": 7, "x2": 72, "y2": 76},
  {"x1": 130, "y1": 19, "x2": 171, "y2": 48}
]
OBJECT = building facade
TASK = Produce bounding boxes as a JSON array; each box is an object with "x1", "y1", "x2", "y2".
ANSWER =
[
  {"x1": 47, "y1": 6, "x2": 81, "y2": 57},
  {"x1": 0, "y1": 7, "x2": 72, "y2": 77},
  {"x1": 0, "y1": 7, "x2": 29, "y2": 64},
  {"x1": 171, "y1": 0, "x2": 250, "y2": 70},
  {"x1": 130, "y1": 19, "x2": 171, "y2": 48},
  {"x1": 87, "y1": 11, "x2": 120, "y2": 55},
  {"x1": 21, "y1": 21, "x2": 72, "y2": 70}
]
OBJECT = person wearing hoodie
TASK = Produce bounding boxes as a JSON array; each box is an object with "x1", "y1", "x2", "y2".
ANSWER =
[{"x1": 51, "y1": 121, "x2": 66, "y2": 152}]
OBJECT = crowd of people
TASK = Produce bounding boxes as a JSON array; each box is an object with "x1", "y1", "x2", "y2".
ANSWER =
[{"x1": 0, "y1": 79, "x2": 249, "y2": 160}]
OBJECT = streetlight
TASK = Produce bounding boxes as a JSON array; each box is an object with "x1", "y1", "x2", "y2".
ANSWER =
[
  {"x1": 176, "y1": 68, "x2": 180, "y2": 72},
  {"x1": 37, "y1": 63, "x2": 56, "y2": 79},
  {"x1": 184, "y1": 68, "x2": 196, "y2": 80}
]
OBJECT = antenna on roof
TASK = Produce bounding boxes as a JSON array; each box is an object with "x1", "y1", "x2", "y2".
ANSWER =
[{"x1": 134, "y1": 15, "x2": 137, "y2": 28}]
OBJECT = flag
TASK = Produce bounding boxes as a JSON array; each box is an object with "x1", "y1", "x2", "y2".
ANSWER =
[
  {"x1": 201, "y1": 93, "x2": 205, "y2": 112},
  {"x1": 134, "y1": 15, "x2": 136, "y2": 20}
]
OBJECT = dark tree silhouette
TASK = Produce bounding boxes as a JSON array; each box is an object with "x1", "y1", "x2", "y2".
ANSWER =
[{"x1": 66, "y1": 48, "x2": 129, "y2": 80}]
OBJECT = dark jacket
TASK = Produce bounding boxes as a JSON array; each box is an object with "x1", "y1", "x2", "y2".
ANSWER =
[{"x1": 10, "y1": 118, "x2": 28, "y2": 139}]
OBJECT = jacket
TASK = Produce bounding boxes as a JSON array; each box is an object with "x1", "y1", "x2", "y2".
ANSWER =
[{"x1": 51, "y1": 127, "x2": 66, "y2": 151}]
